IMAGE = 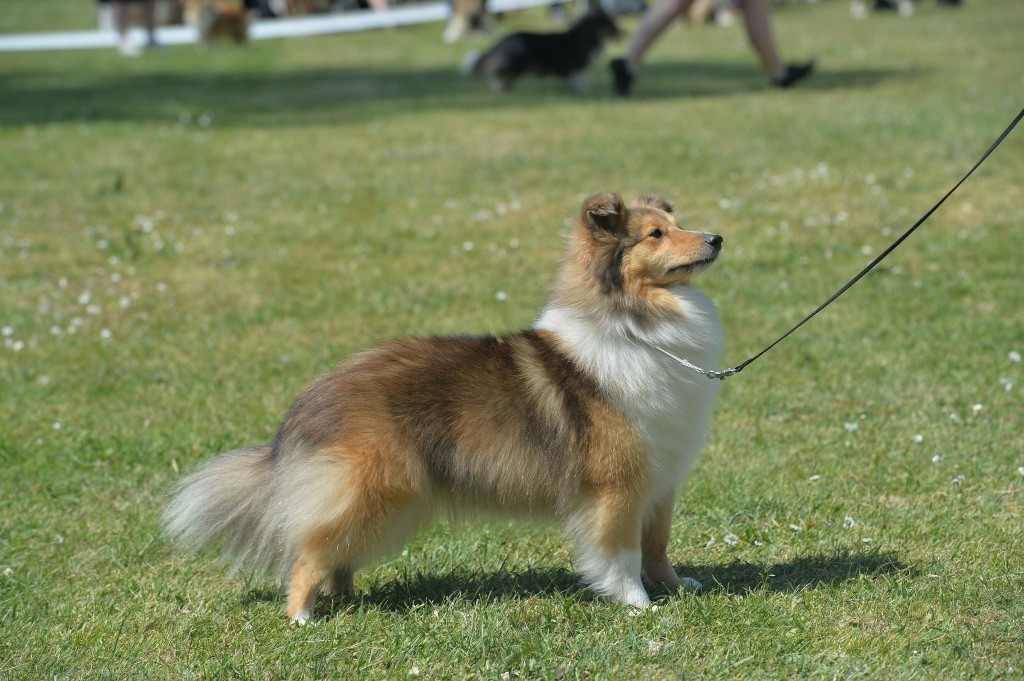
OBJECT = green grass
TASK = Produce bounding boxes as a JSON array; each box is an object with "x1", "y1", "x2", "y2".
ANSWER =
[{"x1": 2, "y1": 1, "x2": 1023, "y2": 677}]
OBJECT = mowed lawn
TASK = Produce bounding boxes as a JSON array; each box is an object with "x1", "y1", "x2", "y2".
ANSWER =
[{"x1": 2, "y1": 0, "x2": 1023, "y2": 677}]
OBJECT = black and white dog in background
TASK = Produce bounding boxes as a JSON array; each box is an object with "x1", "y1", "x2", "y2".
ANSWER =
[{"x1": 462, "y1": 9, "x2": 621, "y2": 93}]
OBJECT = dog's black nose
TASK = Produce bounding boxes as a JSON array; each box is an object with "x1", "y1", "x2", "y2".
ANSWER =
[{"x1": 705, "y1": 233, "x2": 724, "y2": 249}]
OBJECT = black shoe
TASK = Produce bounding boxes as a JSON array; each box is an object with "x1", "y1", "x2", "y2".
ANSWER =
[
  {"x1": 610, "y1": 58, "x2": 634, "y2": 97},
  {"x1": 773, "y1": 60, "x2": 815, "y2": 89}
]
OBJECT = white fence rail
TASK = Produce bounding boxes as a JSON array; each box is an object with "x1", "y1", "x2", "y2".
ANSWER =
[{"x1": 0, "y1": 0, "x2": 560, "y2": 53}]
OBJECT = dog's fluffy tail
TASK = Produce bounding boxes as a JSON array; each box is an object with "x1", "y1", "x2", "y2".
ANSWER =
[
  {"x1": 164, "y1": 440, "x2": 359, "y2": 577},
  {"x1": 460, "y1": 49, "x2": 482, "y2": 75},
  {"x1": 164, "y1": 445, "x2": 289, "y2": 573}
]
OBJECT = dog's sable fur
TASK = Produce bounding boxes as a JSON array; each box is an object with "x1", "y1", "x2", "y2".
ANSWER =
[{"x1": 164, "y1": 193, "x2": 725, "y2": 623}]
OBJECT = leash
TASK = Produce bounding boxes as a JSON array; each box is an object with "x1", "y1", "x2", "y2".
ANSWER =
[{"x1": 656, "y1": 106, "x2": 1024, "y2": 381}]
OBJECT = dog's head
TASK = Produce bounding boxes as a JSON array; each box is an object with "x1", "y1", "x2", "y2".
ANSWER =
[
  {"x1": 577, "y1": 192, "x2": 723, "y2": 294},
  {"x1": 575, "y1": 8, "x2": 622, "y2": 41}
]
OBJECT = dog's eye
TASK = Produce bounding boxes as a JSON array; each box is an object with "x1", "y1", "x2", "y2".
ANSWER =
[{"x1": 649, "y1": 229, "x2": 664, "y2": 239}]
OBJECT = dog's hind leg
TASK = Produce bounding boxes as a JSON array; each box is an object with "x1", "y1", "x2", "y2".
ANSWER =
[
  {"x1": 323, "y1": 566, "x2": 354, "y2": 597},
  {"x1": 287, "y1": 550, "x2": 330, "y2": 624}
]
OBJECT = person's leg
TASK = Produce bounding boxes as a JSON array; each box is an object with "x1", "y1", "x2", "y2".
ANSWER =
[
  {"x1": 610, "y1": 0, "x2": 691, "y2": 95},
  {"x1": 736, "y1": 0, "x2": 814, "y2": 87},
  {"x1": 112, "y1": 0, "x2": 128, "y2": 39},
  {"x1": 143, "y1": 0, "x2": 158, "y2": 46},
  {"x1": 625, "y1": 0, "x2": 692, "y2": 73},
  {"x1": 112, "y1": 1, "x2": 142, "y2": 56},
  {"x1": 735, "y1": 0, "x2": 784, "y2": 80}
]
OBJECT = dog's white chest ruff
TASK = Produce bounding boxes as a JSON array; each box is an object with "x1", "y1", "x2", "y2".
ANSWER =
[{"x1": 537, "y1": 287, "x2": 723, "y2": 499}]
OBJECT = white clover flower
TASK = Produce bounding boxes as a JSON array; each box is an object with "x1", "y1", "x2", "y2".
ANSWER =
[
  {"x1": 1009, "y1": 350, "x2": 1021, "y2": 363},
  {"x1": 12, "y1": 340, "x2": 24, "y2": 352},
  {"x1": 949, "y1": 413, "x2": 960, "y2": 423},
  {"x1": 843, "y1": 516, "x2": 856, "y2": 529},
  {"x1": 912, "y1": 434, "x2": 924, "y2": 443},
  {"x1": 844, "y1": 421, "x2": 858, "y2": 432},
  {"x1": 494, "y1": 291, "x2": 508, "y2": 302},
  {"x1": 462, "y1": 241, "x2": 474, "y2": 251},
  {"x1": 86, "y1": 304, "x2": 101, "y2": 315},
  {"x1": 952, "y1": 475, "x2": 965, "y2": 486},
  {"x1": 2, "y1": 567, "x2": 12, "y2": 577},
  {"x1": 1016, "y1": 466, "x2": 1024, "y2": 477},
  {"x1": 808, "y1": 474, "x2": 821, "y2": 482},
  {"x1": 789, "y1": 523, "x2": 804, "y2": 532},
  {"x1": 408, "y1": 665, "x2": 420, "y2": 676},
  {"x1": 156, "y1": 282, "x2": 168, "y2": 293},
  {"x1": 53, "y1": 422, "x2": 61, "y2": 430},
  {"x1": 77, "y1": 292, "x2": 91, "y2": 305},
  {"x1": 931, "y1": 454, "x2": 942, "y2": 464},
  {"x1": 723, "y1": 533, "x2": 739, "y2": 546},
  {"x1": 971, "y1": 404, "x2": 983, "y2": 414},
  {"x1": 100, "y1": 329, "x2": 112, "y2": 341},
  {"x1": 998, "y1": 378, "x2": 1012, "y2": 392}
]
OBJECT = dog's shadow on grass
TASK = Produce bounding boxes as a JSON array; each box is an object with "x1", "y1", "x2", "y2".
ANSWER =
[{"x1": 241, "y1": 549, "x2": 910, "y2": 615}]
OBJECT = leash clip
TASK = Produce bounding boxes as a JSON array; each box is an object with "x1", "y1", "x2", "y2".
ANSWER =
[{"x1": 705, "y1": 367, "x2": 739, "y2": 381}]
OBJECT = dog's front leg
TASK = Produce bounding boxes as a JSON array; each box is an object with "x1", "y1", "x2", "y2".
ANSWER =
[
  {"x1": 567, "y1": 490, "x2": 650, "y2": 608},
  {"x1": 641, "y1": 493, "x2": 682, "y2": 588}
]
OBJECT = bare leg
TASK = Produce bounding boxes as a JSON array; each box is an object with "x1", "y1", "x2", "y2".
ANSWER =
[
  {"x1": 625, "y1": 0, "x2": 693, "y2": 72},
  {"x1": 143, "y1": 0, "x2": 158, "y2": 46},
  {"x1": 112, "y1": 1, "x2": 142, "y2": 56},
  {"x1": 735, "y1": 0, "x2": 785, "y2": 81}
]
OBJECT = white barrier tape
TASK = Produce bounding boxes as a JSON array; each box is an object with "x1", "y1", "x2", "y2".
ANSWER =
[{"x1": 0, "y1": 0, "x2": 561, "y2": 53}]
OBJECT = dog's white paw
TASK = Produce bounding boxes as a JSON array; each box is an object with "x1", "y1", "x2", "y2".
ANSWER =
[
  {"x1": 291, "y1": 608, "x2": 311, "y2": 625},
  {"x1": 680, "y1": 577, "x2": 703, "y2": 592}
]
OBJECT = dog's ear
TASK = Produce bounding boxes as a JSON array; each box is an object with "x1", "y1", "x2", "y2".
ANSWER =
[
  {"x1": 582, "y1": 192, "x2": 627, "y2": 238},
  {"x1": 635, "y1": 194, "x2": 674, "y2": 214}
]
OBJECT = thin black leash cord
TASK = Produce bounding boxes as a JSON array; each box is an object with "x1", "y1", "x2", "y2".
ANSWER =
[{"x1": 659, "y1": 105, "x2": 1024, "y2": 381}]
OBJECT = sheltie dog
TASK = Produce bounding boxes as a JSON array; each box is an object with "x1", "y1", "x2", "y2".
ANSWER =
[
  {"x1": 164, "y1": 192, "x2": 725, "y2": 623},
  {"x1": 462, "y1": 9, "x2": 621, "y2": 93},
  {"x1": 184, "y1": 0, "x2": 250, "y2": 47}
]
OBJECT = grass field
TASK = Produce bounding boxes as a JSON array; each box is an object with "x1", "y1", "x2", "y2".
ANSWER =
[{"x1": 2, "y1": 0, "x2": 1023, "y2": 677}]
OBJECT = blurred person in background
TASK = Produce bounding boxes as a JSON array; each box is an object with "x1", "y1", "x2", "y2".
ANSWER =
[
  {"x1": 99, "y1": 0, "x2": 159, "y2": 56},
  {"x1": 609, "y1": 0, "x2": 814, "y2": 96}
]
